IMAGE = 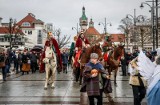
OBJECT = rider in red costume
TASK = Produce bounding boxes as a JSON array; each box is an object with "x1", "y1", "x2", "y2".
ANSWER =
[
  {"x1": 75, "y1": 31, "x2": 90, "y2": 51},
  {"x1": 39, "y1": 32, "x2": 62, "y2": 73}
]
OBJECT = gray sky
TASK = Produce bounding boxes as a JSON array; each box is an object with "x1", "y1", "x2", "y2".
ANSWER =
[{"x1": 0, "y1": 0, "x2": 151, "y2": 42}]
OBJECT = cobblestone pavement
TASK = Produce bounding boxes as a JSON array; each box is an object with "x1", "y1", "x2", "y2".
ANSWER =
[{"x1": 0, "y1": 66, "x2": 147, "y2": 105}]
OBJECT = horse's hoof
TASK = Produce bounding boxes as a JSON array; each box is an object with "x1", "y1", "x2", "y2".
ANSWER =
[
  {"x1": 51, "y1": 85, "x2": 55, "y2": 89},
  {"x1": 51, "y1": 86, "x2": 55, "y2": 89},
  {"x1": 44, "y1": 87, "x2": 47, "y2": 90},
  {"x1": 51, "y1": 83, "x2": 55, "y2": 88}
]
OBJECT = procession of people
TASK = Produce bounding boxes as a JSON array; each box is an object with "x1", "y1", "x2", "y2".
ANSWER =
[{"x1": 0, "y1": 30, "x2": 160, "y2": 105}]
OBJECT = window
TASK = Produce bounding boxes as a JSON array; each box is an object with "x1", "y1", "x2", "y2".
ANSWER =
[
  {"x1": 37, "y1": 30, "x2": 42, "y2": 44},
  {"x1": 1, "y1": 38, "x2": 4, "y2": 42},
  {"x1": 28, "y1": 31, "x2": 32, "y2": 35},
  {"x1": 22, "y1": 22, "x2": 31, "y2": 27}
]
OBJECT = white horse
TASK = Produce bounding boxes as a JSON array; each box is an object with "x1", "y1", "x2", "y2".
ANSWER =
[{"x1": 43, "y1": 46, "x2": 57, "y2": 89}]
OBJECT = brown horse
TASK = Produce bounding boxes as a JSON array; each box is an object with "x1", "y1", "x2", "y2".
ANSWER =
[
  {"x1": 79, "y1": 44, "x2": 103, "y2": 85},
  {"x1": 103, "y1": 45, "x2": 124, "y2": 85}
]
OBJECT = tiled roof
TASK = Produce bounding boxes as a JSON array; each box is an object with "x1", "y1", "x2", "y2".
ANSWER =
[
  {"x1": 0, "y1": 27, "x2": 24, "y2": 35},
  {"x1": 32, "y1": 19, "x2": 44, "y2": 24},
  {"x1": 110, "y1": 34, "x2": 125, "y2": 42},
  {"x1": 0, "y1": 27, "x2": 8, "y2": 34},
  {"x1": 17, "y1": 13, "x2": 36, "y2": 28},
  {"x1": 84, "y1": 27, "x2": 100, "y2": 36}
]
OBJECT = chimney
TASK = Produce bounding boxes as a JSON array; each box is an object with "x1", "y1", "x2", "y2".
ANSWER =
[
  {"x1": 0, "y1": 17, "x2": 2, "y2": 27},
  {"x1": 28, "y1": 13, "x2": 35, "y2": 18}
]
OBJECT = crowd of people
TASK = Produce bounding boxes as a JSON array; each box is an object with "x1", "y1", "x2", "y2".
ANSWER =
[
  {"x1": 0, "y1": 49, "x2": 41, "y2": 81},
  {"x1": 0, "y1": 30, "x2": 160, "y2": 105}
]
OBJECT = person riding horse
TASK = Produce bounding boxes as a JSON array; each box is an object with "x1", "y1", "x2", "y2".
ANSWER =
[
  {"x1": 75, "y1": 31, "x2": 90, "y2": 52},
  {"x1": 40, "y1": 32, "x2": 62, "y2": 73}
]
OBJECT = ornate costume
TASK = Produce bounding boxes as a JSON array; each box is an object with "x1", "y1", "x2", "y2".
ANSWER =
[
  {"x1": 75, "y1": 35, "x2": 90, "y2": 50},
  {"x1": 40, "y1": 32, "x2": 62, "y2": 73}
]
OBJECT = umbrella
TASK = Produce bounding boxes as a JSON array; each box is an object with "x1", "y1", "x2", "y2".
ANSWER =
[
  {"x1": 33, "y1": 45, "x2": 43, "y2": 49},
  {"x1": 30, "y1": 47, "x2": 42, "y2": 53},
  {"x1": 17, "y1": 46, "x2": 25, "y2": 51}
]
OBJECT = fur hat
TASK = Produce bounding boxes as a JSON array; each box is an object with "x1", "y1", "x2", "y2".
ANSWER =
[{"x1": 90, "y1": 53, "x2": 98, "y2": 59}]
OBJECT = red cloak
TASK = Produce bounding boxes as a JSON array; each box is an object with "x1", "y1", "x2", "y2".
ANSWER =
[{"x1": 75, "y1": 37, "x2": 90, "y2": 49}]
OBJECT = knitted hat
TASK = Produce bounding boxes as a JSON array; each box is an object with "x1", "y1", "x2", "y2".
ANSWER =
[{"x1": 90, "y1": 53, "x2": 98, "y2": 59}]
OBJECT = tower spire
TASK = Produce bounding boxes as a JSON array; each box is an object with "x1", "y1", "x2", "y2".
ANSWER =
[
  {"x1": 89, "y1": 18, "x2": 94, "y2": 27},
  {"x1": 79, "y1": 6, "x2": 88, "y2": 31}
]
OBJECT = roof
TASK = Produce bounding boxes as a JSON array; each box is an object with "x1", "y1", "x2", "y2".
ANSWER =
[
  {"x1": 32, "y1": 19, "x2": 44, "y2": 24},
  {"x1": 110, "y1": 34, "x2": 125, "y2": 42},
  {"x1": 17, "y1": 13, "x2": 36, "y2": 28},
  {"x1": 0, "y1": 27, "x2": 8, "y2": 34},
  {"x1": 0, "y1": 27, "x2": 24, "y2": 35},
  {"x1": 84, "y1": 27, "x2": 100, "y2": 36}
]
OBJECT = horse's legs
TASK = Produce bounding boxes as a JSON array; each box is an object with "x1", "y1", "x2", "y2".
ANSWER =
[
  {"x1": 44, "y1": 64, "x2": 49, "y2": 90},
  {"x1": 75, "y1": 67, "x2": 80, "y2": 82},
  {"x1": 79, "y1": 74, "x2": 82, "y2": 85},
  {"x1": 114, "y1": 68, "x2": 118, "y2": 85},
  {"x1": 51, "y1": 66, "x2": 56, "y2": 88},
  {"x1": 108, "y1": 67, "x2": 112, "y2": 76},
  {"x1": 79, "y1": 67, "x2": 83, "y2": 85}
]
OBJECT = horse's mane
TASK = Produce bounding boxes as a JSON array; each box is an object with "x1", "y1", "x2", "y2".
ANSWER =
[
  {"x1": 113, "y1": 45, "x2": 124, "y2": 60},
  {"x1": 80, "y1": 44, "x2": 102, "y2": 64}
]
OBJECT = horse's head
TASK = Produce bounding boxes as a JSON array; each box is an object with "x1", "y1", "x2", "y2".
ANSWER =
[
  {"x1": 91, "y1": 43, "x2": 103, "y2": 61},
  {"x1": 80, "y1": 43, "x2": 103, "y2": 64},
  {"x1": 113, "y1": 45, "x2": 124, "y2": 60},
  {"x1": 102, "y1": 41, "x2": 112, "y2": 52}
]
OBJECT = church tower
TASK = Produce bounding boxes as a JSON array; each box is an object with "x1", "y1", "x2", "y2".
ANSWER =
[
  {"x1": 89, "y1": 18, "x2": 94, "y2": 27},
  {"x1": 79, "y1": 6, "x2": 88, "y2": 31}
]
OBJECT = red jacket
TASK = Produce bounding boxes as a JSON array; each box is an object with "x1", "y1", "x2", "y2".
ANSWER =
[{"x1": 75, "y1": 37, "x2": 90, "y2": 48}]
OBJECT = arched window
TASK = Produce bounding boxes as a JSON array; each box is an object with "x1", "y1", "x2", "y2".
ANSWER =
[{"x1": 22, "y1": 22, "x2": 31, "y2": 27}]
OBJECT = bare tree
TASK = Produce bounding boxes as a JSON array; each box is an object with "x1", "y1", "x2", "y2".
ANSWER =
[
  {"x1": 136, "y1": 25, "x2": 152, "y2": 49},
  {"x1": 53, "y1": 29, "x2": 71, "y2": 49},
  {"x1": 118, "y1": 18, "x2": 133, "y2": 49}
]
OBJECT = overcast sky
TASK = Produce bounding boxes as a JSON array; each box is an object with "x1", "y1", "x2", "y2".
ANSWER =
[{"x1": 0, "y1": 0, "x2": 152, "y2": 42}]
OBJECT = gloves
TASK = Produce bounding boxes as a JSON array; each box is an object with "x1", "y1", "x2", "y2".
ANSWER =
[{"x1": 91, "y1": 73, "x2": 98, "y2": 78}]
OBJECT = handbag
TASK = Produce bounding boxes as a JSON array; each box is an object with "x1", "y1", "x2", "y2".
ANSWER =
[
  {"x1": 103, "y1": 79, "x2": 112, "y2": 93},
  {"x1": 22, "y1": 63, "x2": 30, "y2": 71},
  {"x1": 0, "y1": 62, "x2": 5, "y2": 68},
  {"x1": 129, "y1": 75, "x2": 147, "y2": 87}
]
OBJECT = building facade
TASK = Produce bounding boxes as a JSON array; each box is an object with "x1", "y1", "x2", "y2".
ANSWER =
[
  {"x1": 17, "y1": 13, "x2": 47, "y2": 48},
  {"x1": 0, "y1": 18, "x2": 24, "y2": 48},
  {"x1": 126, "y1": 19, "x2": 155, "y2": 52},
  {"x1": 84, "y1": 19, "x2": 102, "y2": 45}
]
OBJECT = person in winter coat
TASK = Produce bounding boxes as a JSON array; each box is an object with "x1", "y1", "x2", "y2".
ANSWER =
[
  {"x1": 61, "y1": 49, "x2": 69, "y2": 73},
  {"x1": 81, "y1": 53, "x2": 109, "y2": 105},
  {"x1": 30, "y1": 51, "x2": 37, "y2": 73}
]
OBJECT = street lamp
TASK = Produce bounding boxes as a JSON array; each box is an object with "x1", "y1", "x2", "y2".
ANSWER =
[
  {"x1": 98, "y1": 18, "x2": 111, "y2": 35},
  {"x1": 9, "y1": 18, "x2": 13, "y2": 50},
  {"x1": 72, "y1": 23, "x2": 79, "y2": 35},
  {"x1": 140, "y1": 2, "x2": 155, "y2": 50},
  {"x1": 126, "y1": 9, "x2": 145, "y2": 50},
  {"x1": 141, "y1": 0, "x2": 160, "y2": 49}
]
